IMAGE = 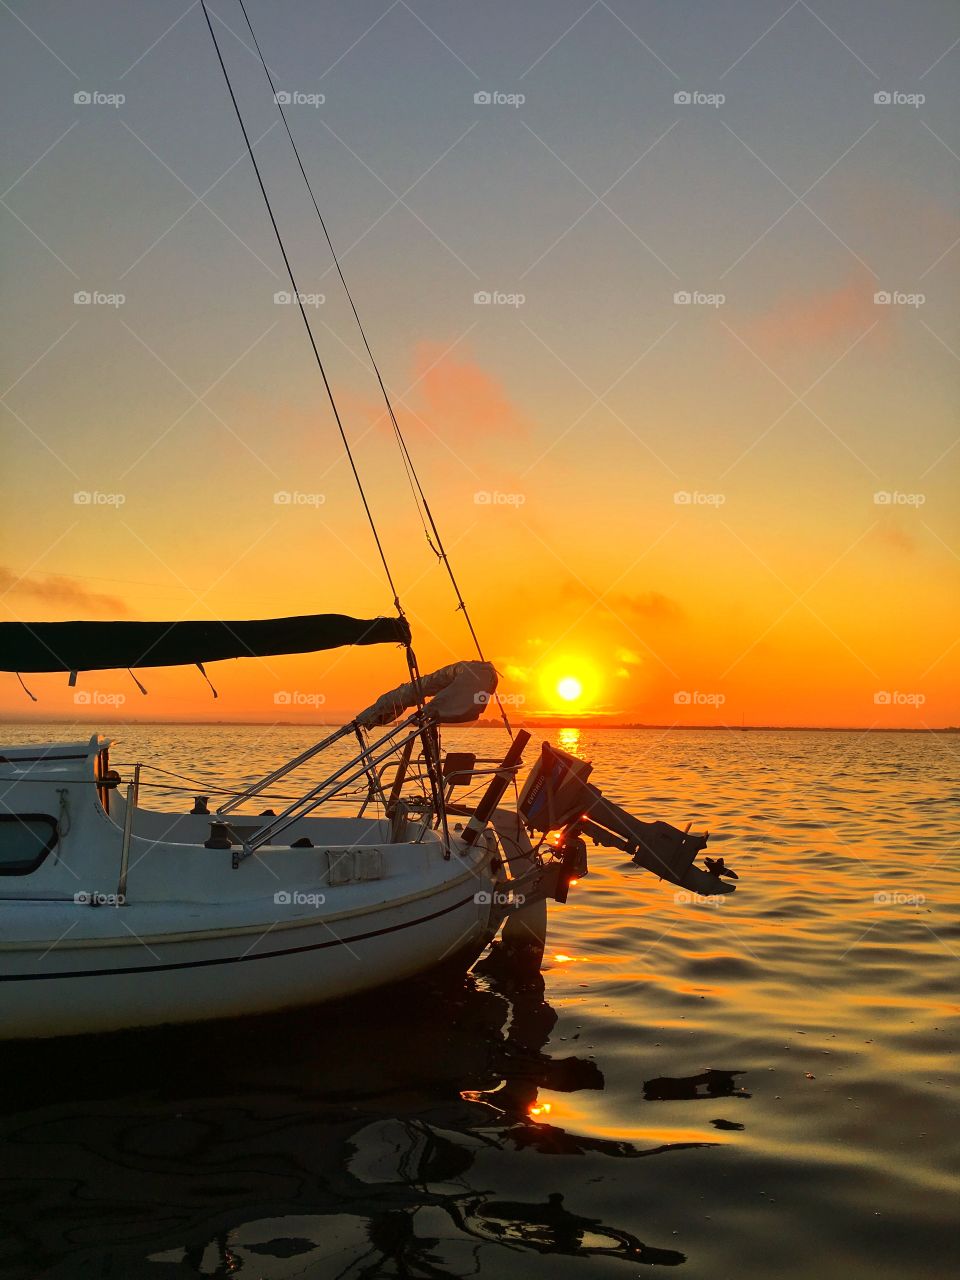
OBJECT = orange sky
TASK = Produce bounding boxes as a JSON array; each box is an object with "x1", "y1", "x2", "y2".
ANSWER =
[{"x1": 1, "y1": 2, "x2": 957, "y2": 729}]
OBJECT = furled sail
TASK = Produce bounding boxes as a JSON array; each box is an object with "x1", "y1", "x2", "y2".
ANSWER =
[
  {"x1": 0, "y1": 614, "x2": 411, "y2": 674},
  {"x1": 357, "y1": 660, "x2": 498, "y2": 727}
]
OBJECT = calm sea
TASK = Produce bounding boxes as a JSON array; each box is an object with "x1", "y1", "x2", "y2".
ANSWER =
[{"x1": 1, "y1": 723, "x2": 957, "y2": 1278}]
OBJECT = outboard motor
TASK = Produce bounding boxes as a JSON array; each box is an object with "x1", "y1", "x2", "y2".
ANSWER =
[{"x1": 519, "y1": 743, "x2": 737, "y2": 896}]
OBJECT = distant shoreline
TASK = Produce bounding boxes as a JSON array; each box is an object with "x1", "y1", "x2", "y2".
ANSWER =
[{"x1": 1, "y1": 719, "x2": 955, "y2": 733}]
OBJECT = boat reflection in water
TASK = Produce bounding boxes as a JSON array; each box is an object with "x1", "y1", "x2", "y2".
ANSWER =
[{"x1": 0, "y1": 943, "x2": 745, "y2": 1276}]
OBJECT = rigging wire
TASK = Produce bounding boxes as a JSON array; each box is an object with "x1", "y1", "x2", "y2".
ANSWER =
[
  {"x1": 199, "y1": 0, "x2": 452, "y2": 840},
  {"x1": 233, "y1": 0, "x2": 513, "y2": 739},
  {"x1": 199, "y1": 0, "x2": 403, "y2": 621}
]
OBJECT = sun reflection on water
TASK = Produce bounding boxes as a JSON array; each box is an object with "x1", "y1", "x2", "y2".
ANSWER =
[{"x1": 557, "y1": 726, "x2": 583, "y2": 757}]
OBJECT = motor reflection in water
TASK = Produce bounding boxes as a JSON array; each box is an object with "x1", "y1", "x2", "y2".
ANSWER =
[{"x1": 0, "y1": 941, "x2": 749, "y2": 1277}]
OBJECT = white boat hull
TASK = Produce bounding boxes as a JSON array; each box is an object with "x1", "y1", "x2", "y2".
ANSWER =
[
  {"x1": 0, "y1": 736, "x2": 511, "y2": 1040},
  {"x1": 0, "y1": 873, "x2": 495, "y2": 1040}
]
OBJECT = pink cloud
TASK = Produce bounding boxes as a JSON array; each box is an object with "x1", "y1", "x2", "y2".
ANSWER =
[
  {"x1": 870, "y1": 518, "x2": 918, "y2": 556},
  {"x1": 408, "y1": 342, "x2": 531, "y2": 439},
  {"x1": 742, "y1": 271, "x2": 882, "y2": 355}
]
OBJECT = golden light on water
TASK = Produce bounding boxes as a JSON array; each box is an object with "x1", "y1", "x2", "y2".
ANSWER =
[{"x1": 557, "y1": 727, "x2": 582, "y2": 756}]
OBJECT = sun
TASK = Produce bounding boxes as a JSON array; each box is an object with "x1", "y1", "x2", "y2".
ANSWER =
[
  {"x1": 537, "y1": 656, "x2": 599, "y2": 713},
  {"x1": 556, "y1": 676, "x2": 583, "y2": 703}
]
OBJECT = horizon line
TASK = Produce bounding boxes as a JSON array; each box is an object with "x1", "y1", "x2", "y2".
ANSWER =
[{"x1": 0, "y1": 718, "x2": 954, "y2": 734}]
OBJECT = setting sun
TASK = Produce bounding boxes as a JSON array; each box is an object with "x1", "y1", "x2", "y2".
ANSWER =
[
  {"x1": 556, "y1": 676, "x2": 583, "y2": 703},
  {"x1": 535, "y1": 658, "x2": 602, "y2": 715}
]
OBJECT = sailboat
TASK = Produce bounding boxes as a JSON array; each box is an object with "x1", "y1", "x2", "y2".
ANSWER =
[{"x1": 0, "y1": 2, "x2": 737, "y2": 1040}]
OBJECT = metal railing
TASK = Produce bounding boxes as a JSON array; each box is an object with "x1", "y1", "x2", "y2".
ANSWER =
[
  {"x1": 216, "y1": 721, "x2": 356, "y2": 816},
  {"x1": 238, "y1": 715, "x2": 421, "y2": 859}
]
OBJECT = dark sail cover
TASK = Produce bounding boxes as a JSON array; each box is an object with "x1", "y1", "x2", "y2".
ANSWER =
[{"x1": 0, "y1": 614, "x2": 411, "y2": 673}]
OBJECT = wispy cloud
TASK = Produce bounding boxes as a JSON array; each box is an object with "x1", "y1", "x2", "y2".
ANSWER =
[
  {"x1": 870, "y1": 519, "x2": 918, "y2": 556},
  {"x1": 0, "y1": 567, "x2": 129, "y2": 615},
  {"x1": 410, "y1": 342, "x2": 532, "y2": 439},
  {"x1": 741, "y1": 270, "x2": 880, "y2": 356},
  {"x1": 563, "y1": 580, "x2": 685, "y2": 624}
]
